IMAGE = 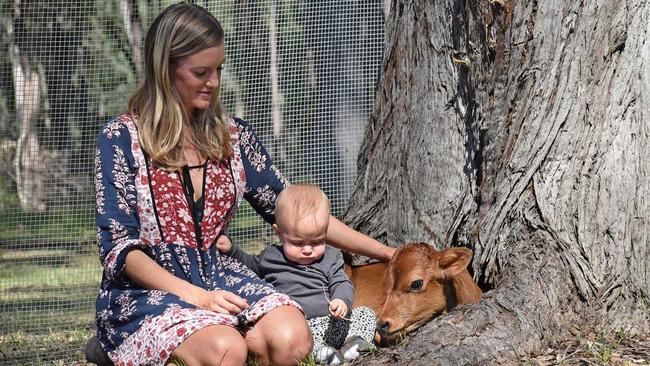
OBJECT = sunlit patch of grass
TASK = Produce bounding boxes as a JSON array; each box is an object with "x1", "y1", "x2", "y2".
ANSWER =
[
  {"x1": 0, "y1": 248, "x2": 100, "y2": 364},
  {"x1": 0, "y1": 250, "x2": 101, "y2": 292},
  {"x1": 168, "y1": 355, "x2": 187, "y2": 366},
  {"x1": 228, "y1": 201, "x2": 280, "y2": 254},
  {"x1": 0, "y1": 203, "x2": 95, "y2": 244},
  {"x1": 525, "y1": 327, "x2": 650, "y2": 365},
  {"x1": 0, "y1": 327, "x2": 95, "y2": 364}
]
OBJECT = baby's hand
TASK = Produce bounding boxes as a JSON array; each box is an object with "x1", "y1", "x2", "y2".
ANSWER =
[
  {"x1": 329, "y1": 299, "x2": 348, "y2": 319},
  {"x1": 215, "y1": 235, "x2": 232, "y2": 253}
]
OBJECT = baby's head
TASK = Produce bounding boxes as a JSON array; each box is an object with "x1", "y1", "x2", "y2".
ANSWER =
[{"x1": 273, "y1": 184, "x2": 330, "y2": 265}]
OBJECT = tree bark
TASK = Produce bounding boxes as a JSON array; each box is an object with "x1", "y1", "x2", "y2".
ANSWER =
[
  {"x1": 231, "y1": 0, "x2": 271, "y2": 139},
  {"x1": 268, "y1": 0, "x2": 285, "y2": 164},
  {"x1": 345, "y1": 0, "x2": 649, "y2": 364},
  {"x1": 9, "y1": 0, "x2": 46, "y2": 213},
  {"x1": 120, "y1": 0, "x2": 144, "y2": 80}
]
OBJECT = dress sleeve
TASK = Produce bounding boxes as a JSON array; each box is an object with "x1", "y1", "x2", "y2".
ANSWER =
[
  {"x1": 328, "y1": 248, "x2": 355, "y2": 310},
  {"x1": 94, "y1": 119, "x2": 147, "y2": 285},
  {"x1": 235, "y1": 117, "x2": 290, "y2": 224}
]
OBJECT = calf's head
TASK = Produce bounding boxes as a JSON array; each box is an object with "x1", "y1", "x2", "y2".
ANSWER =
[{"x1": 376, "y1": 243, "x2": 481, "y2": 344}]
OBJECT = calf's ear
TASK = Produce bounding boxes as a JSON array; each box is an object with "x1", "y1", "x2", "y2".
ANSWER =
[{"x1": 437, "y1": 247, "x2": 472, "y2": 277}]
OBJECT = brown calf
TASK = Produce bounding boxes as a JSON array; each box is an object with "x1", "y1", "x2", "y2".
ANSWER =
[{"x1": 347, "y1": 243, "x2": 482, "y2": 344}]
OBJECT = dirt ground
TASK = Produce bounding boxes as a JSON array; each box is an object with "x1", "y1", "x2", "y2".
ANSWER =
[{"x1": 351, "y1": 332, "x2": 649, "y2": 365}]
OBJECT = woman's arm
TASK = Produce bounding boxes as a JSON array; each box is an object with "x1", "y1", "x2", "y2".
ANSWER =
[
  {"x1": 124, "y1": 249, "x2": 248, "y2": 314},
  {"x1": 326, "y1": 216, "x2": 395, "y2": 262},
  {"x1": 233, "y1": 118, "x2": 394, "y2": 261},
  {"x1": 124, "y1": 250, "x2": 203, "y2": 302}
]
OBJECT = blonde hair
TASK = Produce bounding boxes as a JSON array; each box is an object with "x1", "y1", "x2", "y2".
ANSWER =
[
  {"x1": 275, "y1": 184, "x2": 331, "y2": 229},
  {"x1": 128, "y1": 2, "x2": 231, "y2": 169}
]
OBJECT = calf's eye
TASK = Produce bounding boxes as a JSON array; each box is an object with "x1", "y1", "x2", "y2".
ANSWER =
[{"x1": 409, "y1": 279, "x2": 423, "y2": 291}]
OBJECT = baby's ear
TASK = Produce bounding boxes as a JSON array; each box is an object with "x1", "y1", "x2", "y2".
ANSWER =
[{"x1": 272, "y1": 223, "x2": 281, "y2": 237}]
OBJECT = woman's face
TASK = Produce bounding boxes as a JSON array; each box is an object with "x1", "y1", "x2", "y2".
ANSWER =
[{"x1": 170, "y1": 44, "x2": 225, "y2": 116}]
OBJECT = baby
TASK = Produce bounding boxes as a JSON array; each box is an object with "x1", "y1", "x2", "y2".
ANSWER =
[{"x1": 217, "y1": 184, "x2": 376, "y2": 365}]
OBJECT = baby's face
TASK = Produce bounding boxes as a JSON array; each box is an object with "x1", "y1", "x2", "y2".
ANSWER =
[{"x1": 276, "y1": 215, "x2": 328, "y2": 265}]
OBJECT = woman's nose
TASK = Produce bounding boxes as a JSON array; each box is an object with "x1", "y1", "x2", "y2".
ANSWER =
[{"x1": 207, "y1": 72, "x2": 220, "y2": 88}]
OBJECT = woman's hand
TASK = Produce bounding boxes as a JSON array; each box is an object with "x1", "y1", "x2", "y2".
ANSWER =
[
  {"x1": 329, "y1": 299, "x2": 348, "y2": 319},
  {"x1": 190, "y1": 288, "x2": 249, "y2": 315}
]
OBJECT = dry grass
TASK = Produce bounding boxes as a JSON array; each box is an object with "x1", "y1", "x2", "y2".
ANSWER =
[
  {"x1": 348, "y1": 332, "x2": 649, "y2": 366},
  {"x1": 523, "y1": 333, "x2": 649, "y2": 366}
]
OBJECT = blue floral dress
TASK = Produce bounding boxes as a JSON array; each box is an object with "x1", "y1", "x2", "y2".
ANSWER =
[{"x1": 94, "y1": 113, "x2": 299, "y2": 365}]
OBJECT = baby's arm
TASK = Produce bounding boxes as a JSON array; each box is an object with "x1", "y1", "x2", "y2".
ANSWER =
[
  {"x1": 328, "y1": 248, "x2": 354, "y2": 319},
  {"x1": 216, "y1": 235, "x2": 262, "y2": 275},
  {"x1": 215, "y1": 234, "x2": 232, "y2": 253}
]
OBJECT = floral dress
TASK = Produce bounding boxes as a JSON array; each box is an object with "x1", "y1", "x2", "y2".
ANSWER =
[{"x1": 94, "y1": 113, "x2": 298, "y2": 365}]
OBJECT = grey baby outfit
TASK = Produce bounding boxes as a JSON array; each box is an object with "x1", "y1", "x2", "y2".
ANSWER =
[{"x1": 224, "y1": 244, "x2": 376, "y2": 363}]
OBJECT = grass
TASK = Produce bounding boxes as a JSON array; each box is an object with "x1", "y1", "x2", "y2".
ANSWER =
[
  {"x1": 244, "y1": 354, "x2": 318, "y2": 366},
  {"x1": 522, "y1": 328, "x2": 650, "y2": 366},
  {"x1": 0, "y1": 197, "x2": 96, "y2": 244},
  {"x1": 228, "y1": 201, "x2": 280, "y2": 253},
  {"x1": 0, "y1": 246, "x2": 100, "y2": 364},
  {"x1": 0, "y1": 195, "x2": 278, "y2": 364},
  {"x1": 167, "y1": 353, "x2": 318, "y2": 366},
  {"x1": 0, "y1": 198, "x2": 100, "y2": 364}
]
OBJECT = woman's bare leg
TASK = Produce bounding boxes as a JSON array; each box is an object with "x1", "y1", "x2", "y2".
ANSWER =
[
  {"x1": 245, "y1": 305, "x2": 312, "y2": 366},
  {"x1": 171, "y1": 324, "x2": 248, "y2": 366}
]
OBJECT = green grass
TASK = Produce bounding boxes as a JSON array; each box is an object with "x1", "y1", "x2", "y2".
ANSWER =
[
  {"x1": 244, "y1": 354, "x2": 318, "y2": 366},
  {"x1": 0, "y1": 197, "x2": 100, "y2": 364},
  {"x1": 0, "y1": 195, "x2": 283, "y2": 364},
  {"x1": 0, "y1": 246, "x2": 100, "y2": 364},
  {"x1": 0, "y1": 193, "x2": 95, "y2": 242}
]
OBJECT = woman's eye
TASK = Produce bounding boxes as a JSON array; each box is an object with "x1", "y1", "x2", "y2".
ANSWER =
[
  {"x1": 194, "y1": 71, "x2": 206, "y2": 77},
  {"x1": 409, "y1": 279, "x2": 423, "y2": 291}
]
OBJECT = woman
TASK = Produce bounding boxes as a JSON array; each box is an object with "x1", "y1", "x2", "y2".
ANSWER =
[{"x1": 93, "y1": 3, "x2": 394, "y2": 366}]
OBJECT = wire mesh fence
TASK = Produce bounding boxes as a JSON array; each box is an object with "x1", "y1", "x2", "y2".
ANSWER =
[{"x1": 0, "y1": 0, "x2": 384, "y2": 363}]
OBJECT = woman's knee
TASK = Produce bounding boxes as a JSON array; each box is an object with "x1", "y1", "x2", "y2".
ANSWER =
[
  {"x1": 267, "y1": 310, "x2": 313, "y2": 365},
  {"x1": 174, "y1": 325, "x2": 248, "y2": 366},
  {"x1": 247, "y1": 306, "x2": 313, "y2": 365},
  {"x1": 204, "y1": 335, "x2": 248, "y2": 366},
  {"x1": 278, "y1": 319, "x2": 312, "y2": 350}
]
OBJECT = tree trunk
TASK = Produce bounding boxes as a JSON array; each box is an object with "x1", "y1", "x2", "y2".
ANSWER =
[
  {"x1": 231, "y1": 0, "x2": 271, "y2": 139},
  {"x1": 9, "y1": 0, "x2": 46, "y2": 213},
  {"x1": 268, "y1": 0, "x2": 285, "y2": 164},
  {"x1": 344, "y1": 0, "x2": 649, "y2": 364},
  {"x1": 121, "y1": 0, "x2": 144, "y2": 80}
]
